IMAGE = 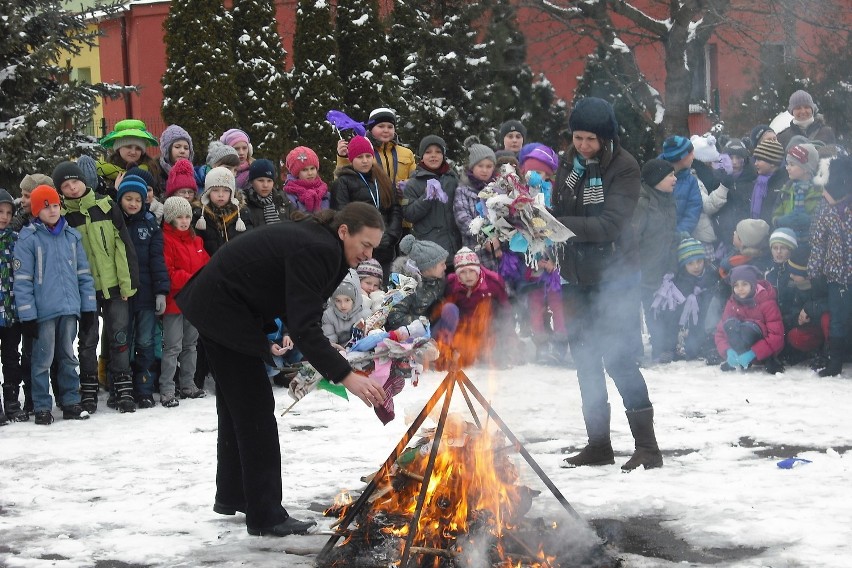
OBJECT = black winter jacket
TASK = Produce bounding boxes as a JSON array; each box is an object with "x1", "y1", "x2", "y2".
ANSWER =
[
  {"x1": 176, "y1": 220, "x2": 353, "y2": 382},
  {"x1": 244, "y1": 188, "x2": 295, "y2": 227},
  {"x1": 125, "y1": 209, "x2": 170, "y2": 312}
]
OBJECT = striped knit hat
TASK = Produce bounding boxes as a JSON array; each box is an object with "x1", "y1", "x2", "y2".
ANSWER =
[
  {"x1": 356, "y1": 259, "x2": 384, "y2": 281},
  {"x1": 787, "y1": 245, "x2": 810, "y2": 278},
  {"x1": 677, "y1": 238, "x2": 707, "y2": 267},
  {"x1": 454, "y1": 247, "x2": 481, "y2": 274},
  {"x1": 752, "y1": 139, "x2": 785, "y2": 166},
  {"x1": 661, "y1": 136, "x2": 694, "y2": 162},
  {"x1": 769, "y1": 228, "x2": 798, "y2": 250}
]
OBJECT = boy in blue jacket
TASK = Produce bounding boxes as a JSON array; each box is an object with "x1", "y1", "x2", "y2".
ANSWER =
[
  {"x1": 661, "y1": 135, "x2": 703, "y2": 237},
  {"x1": 14, "y1": 185, "x2": 97, "y2": 425}
]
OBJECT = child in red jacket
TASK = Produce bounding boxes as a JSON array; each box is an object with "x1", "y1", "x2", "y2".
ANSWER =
[
  {"x1": 160, "y1": 196, "x2": 210, "y2": 406},
  {"x1": 715, "y1": 264, "x2": 784, "y2": 372},
  {"x1": 444, "y1": 247, "x2": 514, "y2": 367}
]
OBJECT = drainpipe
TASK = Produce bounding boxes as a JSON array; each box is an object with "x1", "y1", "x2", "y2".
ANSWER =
[{"x1": 121, "y1": 11, "x2": 133, "y2": 118}]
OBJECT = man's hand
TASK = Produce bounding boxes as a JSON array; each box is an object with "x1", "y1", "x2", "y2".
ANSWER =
[
  {"x1": 341, "y1": 372, "x2": 387, "y2": 408},
  {"x1": 281, "y1": 335, "x2": 294, "y2": 351}
]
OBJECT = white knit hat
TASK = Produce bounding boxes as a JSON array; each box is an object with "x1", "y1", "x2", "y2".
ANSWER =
[{"x1": 196, "y1": 167, "x2": 245, "y2": 232}]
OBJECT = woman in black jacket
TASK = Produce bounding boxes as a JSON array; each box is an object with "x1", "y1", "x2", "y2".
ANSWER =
[
  {"x1": 176, "y1": 203, "x2": 388, "y2": 537},
  {"x1": 552, "y1": 97, "x2": 662, "y2": 472},
  {"x1": 331, "y1": 135, "x2": 402, "y2": 278}
]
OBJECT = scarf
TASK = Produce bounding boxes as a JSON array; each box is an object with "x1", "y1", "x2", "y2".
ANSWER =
[
  {"x1": 565, "y1": 155, "x2": 604, "y2": 216},
  {"x1": 283, "y1": 176, "x2": 328, "y2": 213},
  {"x1": 0, "y1": 228, "x2": 17, "y2": 326},
  {"x1": 791, "y1": 180, "x2": 808, "y2": 212},
  {"x1": 202, "y1": 202, "x2": 240, "y2": 239},
  {"x1": 235, "y1": 160, "x2": 250, "y2": 189},
  {"x1": 792, "y1": 117, "x2": 815, "y2": 130},
  {"x1": 418, "y1": 160, "x2": 451, "y2": 176},
  {"x1": 258, "y1": 194, "x2": 280, "y2": 225},
  {"x1": 750, "y1": 174, "x2": 771, "y2": 218}
]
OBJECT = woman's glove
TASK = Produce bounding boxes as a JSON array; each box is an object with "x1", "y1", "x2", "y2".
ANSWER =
[
  {"x1": 155, "y1": 295, "x2": 167, "y2": 316},
  {"x1": 651, "y1": 273, "x2": 686, "y2": 315}
]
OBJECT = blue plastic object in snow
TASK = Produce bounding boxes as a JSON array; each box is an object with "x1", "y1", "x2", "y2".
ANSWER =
[{"x1": 776, "y1": 457, "x2": 812, "y2": 469}]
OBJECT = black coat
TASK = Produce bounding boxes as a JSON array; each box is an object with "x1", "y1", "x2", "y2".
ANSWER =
[
  {"x1": 244, "y1": 188, "x2": 295, "y2": 227},
  {"x1": 714, "y1": 163, "x2": 758, "y2": 249},
  {"x1": 330, "y1": 166, "x2": 402, "y2": 266},
  {"x1": 125, "y1": 209, "x2": 170, "y2": 312},
  {"x1": 552, "y1": 143, "x2": 641, "y2": 286},
  {"x1": 192, "y1": 205, "x2": 254, "y2": 257},
  {"x1": 176, "y1": 220, "x2": 352, "y2": 383}
]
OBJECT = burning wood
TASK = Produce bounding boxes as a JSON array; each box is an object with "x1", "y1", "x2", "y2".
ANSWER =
[{"x1": 319, "y1": 407, "x2": 621, "y2": 567}]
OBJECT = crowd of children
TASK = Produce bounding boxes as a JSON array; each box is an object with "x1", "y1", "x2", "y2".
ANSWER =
[{"x1": 0, "y1": 93, "x2": 849, "y2": 428}]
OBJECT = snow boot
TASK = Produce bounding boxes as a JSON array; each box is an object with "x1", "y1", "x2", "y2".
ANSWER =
[
  {"x1": 622, "y1": 407, "x2": 663, "y2": 471},
  {"x1": 113, "y1": 374, "x2": 137, "y2": 413},
  {"x1": 818, "y1": 337, "x2": 844, "y2": 377},
  {"x1": 3, "y1": 385, "x2": 28, "y2": 421},
  {"x1": 34, "y1": 410, "x2": 54, "y2": 425},
  {"x1": 79, "y1": 373, "x2": 99, "y2": 414},
  {"x1": 62, "y1": 404, "x2": 90, "y2": 420},
  {"x1": 562, "y1": 403, "x2": 615, "y2": 467}
]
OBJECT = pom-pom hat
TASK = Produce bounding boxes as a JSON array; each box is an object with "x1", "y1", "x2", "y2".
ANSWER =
[
  {"x1": 166, "y1": 158, "x2": 197, "y2": 197},
  {"x1": 399, "y1": 234, "x2": 448, "y2": 272}
]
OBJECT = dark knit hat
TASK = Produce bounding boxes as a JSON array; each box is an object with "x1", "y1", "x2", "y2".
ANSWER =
[
  {"x1": 51, "y1": 161, "x2": 86, "y2": 191},
  {"x1": 116, "y1": 174, "x2": 148, "y2": 204},
  {"x1": 730, "y1": 264, "x2": 761, "y2": 292},
  {"x1": 787, "y1": 245, "x2": 810, "y2": 278},
  {"x1": 568, "y1": 97, "x2": 618, "y2": 140},
  {"x1": 249, "y1": 158, "x2": 276, "y2": 182},
  {"x1": 788, "y1": 90, "x2": 817, "y2": 114},
  {"x1": 752, "y1": 139, "x2": 785, "y2": 166},
  {"x1": 499, "y1": 119, "x2": 527, "y2": 140},
  {"x1": 823, "y1": 155, "x2": 852, "y2": 201},
  {"x1": 418, "y1": 135, "x2": 447, "y2": 157},
  {"x1": 30, "y1": 185, "x2": 61, "y2": 218},
  {"x1": 724, "y1": 139, "x2": 750, "y2": 159},
  {"x1": 769, "y1": 228, "x2": 798, "y2": 250},
  {"x1": 165, "y1": 158, "x2": 197, "y2": 197},
  {"x1": 736, "y1": 219, "x2": 770, "y2": 249},
  {"x1": 19, "y1": 173, "x2": 54, "y2": 193},
  {"x1": 399, "y1": 234, "x2": 448, "y2": 272},
  {"x1": 347, "y1": 135, "x2": 374, "y2": 162},
  {"x1": 661, "y1": 136, "x2": 694, "y2": 162},
  {"x1": 76, "y1": 155, "x2": 99, "y2": 191},
  {"x1": 677, "y1": 237, "x2": 706, "y2": 267},
  {"x1": 126, "y1": 167, "x2": 155, "y2": 190},
  {"x1": 356, "y1": 259, "x2": 384, "y2": 281},
  {"x1": 366, "y1": 108, "x2": 396, "y2": 129},
  {"x1": 163, "y1": 195, "x2": 193, "y2": 224},
  {"x1": 641, "y1": 159, "x2": 675, "y2": 188},
  {"x1": 0, "y1": 188, "x2": 16, "y2": 215},
  {"x1": 749, "y1": 125, "x2": 774, "y2": 149}
]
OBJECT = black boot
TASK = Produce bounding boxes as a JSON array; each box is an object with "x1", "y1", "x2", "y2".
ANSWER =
[
  {"x1": 79, "y1": 373, "x2": 99, "y2": 414},
  {"x1": 3, "y1": 385, "x2": 27, "y2": 422},
  {"x1": 113, "y1": 374, "x2": 137, "y2": 413},
  {"x1": 819, "y1": 337, "x2": 844, "y2": 377},
  {"x1": 622, "y1": 407, "x2": 663, "y2": 471},
  {"x1": 562, "y1": 403, "x2": 615, "y2": 467}
]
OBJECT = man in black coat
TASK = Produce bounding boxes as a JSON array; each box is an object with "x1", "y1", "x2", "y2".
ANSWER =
[{"x1": 176, "y1": 203, "x2": 387, "y2": 537}]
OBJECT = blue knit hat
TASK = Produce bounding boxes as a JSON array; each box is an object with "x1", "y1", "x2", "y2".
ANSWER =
[
  {"x1": 661, "y1": 136, "x2": 694, "y2": 162},
  {"x1": 677, "y1": 238, "x2": 707, "y2": 267},
  {"x1": 116, "y1": 174, "x2": 148, "y2": 204},
  {"x1": 769, "y1": 228, "x2": 798, "y2": 250}
]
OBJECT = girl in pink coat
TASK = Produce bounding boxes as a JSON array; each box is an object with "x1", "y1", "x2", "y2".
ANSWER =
[{"x1": 715, "y1": 264, "x2": 784, "y2": 371}]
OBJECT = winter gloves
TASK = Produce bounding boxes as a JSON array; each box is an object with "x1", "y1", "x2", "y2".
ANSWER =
[
  {"x1": 155, "y1": 295, "x2": 167, "y2": 316},
  {"x1": 424, "y1": 179, "x2": 448, "y2": 203},
  {"x1": 726, "y1": 348, "x2": 757, "y2": 370},
  {"x1": 651, "y1": 274, "x2": 685, "y2": 316}
]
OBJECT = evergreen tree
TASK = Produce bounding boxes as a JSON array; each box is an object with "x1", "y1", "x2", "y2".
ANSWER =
[
  {"x1": 290, "y1": 0, "x2": 341, "y2": 179},
  {"x1": 0, "y1": 0, "x2": 129, "y2": 189},
  {"x1": 231, "y1": 0, "x2": 293, "y2": 162},
  {"x1": 575, "y1": 47, "x2": 658, "y2": 163},
  {"x1": 524, "y1": 75, "x2": 569, "y2": 152},
  {"x1": 404, "y1": 1, "x2": 491, "y2": 162},
  {"x1": 336, "y1": 0, "x2": 395, "y2": 120},
  {"x1": 162, "y1": 0, "x2": 238, "y2": 162}
]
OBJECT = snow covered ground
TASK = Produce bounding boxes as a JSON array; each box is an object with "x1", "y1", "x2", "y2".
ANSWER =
[{"x1": 1, "y1": 357, "x2": 850, "y2": 567}]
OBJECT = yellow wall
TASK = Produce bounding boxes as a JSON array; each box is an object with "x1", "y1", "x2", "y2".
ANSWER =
[{"x1": 59, "y1": 22, "x2": 103, "y2": 137}]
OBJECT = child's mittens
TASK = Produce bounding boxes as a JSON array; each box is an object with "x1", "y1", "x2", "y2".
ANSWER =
[
  {"x1": 155, "y1": 294, "x2": 167, "y2": 316},
  {"x1": 726, "y1": 348, "x2": 740, "y2": 369},
  {"x1": 737, "y1": 350, "x2": 756, "y2": 368},
  {"x1": 679, "y1": 287, "x2": 702, "y2": 327},
  {"x1": 650, "y1": 273, "x2": 686, "y2": 315},
  {"x1": 424, "y1": 179, "x2": 448, "y2": 203}
]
